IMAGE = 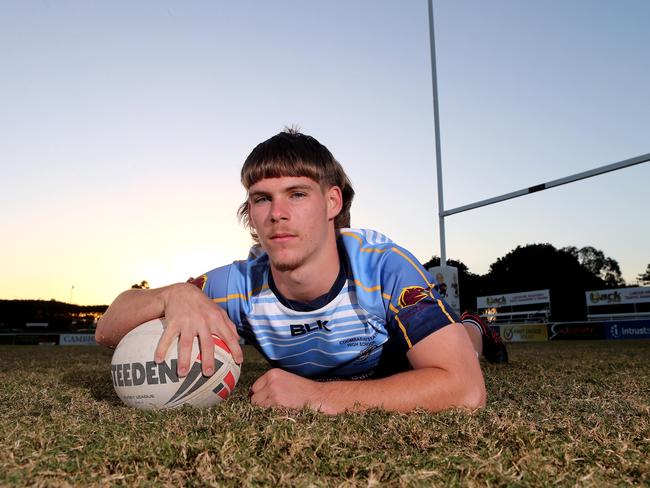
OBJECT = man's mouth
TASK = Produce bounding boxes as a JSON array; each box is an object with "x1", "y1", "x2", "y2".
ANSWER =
[{"x1": 270, "y1": 233, "x2": 297, "y2": 242}]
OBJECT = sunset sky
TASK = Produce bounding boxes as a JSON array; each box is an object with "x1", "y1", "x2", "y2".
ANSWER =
[{"x1": 1, "y1": 1, "x2": 649, "y2": 305}]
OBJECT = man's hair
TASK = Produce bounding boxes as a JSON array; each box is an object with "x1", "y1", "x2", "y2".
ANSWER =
[{"x1": 238, "y1": 128, "x2": 355, "y2": 242}]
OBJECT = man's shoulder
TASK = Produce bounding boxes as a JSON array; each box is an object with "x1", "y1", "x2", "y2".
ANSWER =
[
  {"x1": 339, "y1": 228, "x2": 429, "y2": 283},
  {"x1": 339, "y1": 228, "x2": 395, "y2": 249},
  {"x1": 199, "y1": 251, "x2": 270, "y2": 299},
  {"x1": 339, "y1": 228, "x2": 414, "y2": 264}
]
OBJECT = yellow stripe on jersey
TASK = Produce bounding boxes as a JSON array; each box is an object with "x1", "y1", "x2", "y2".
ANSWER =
[
  {"x1": 395, "y1": 315, "x2": 413, "y2": 349},
  {"x1": 391, "y1": 247, "x2": 432, "y2": 287},
  {"x1": 251, "y1": 283, "x2": 270, "y2": 296},
  {"x1": 436, "y1": 298, "x2": 456, "y2": 324},
  {"x1": 354, "y1": 279, "x2": 382, "y2": 293},
  {"x1": 342, "y1": 230, "x2": 362, "y2": 244},
  {"x1": 213, "y1": 284, "x2": 269, "y2": 303},
  {"x1": 213, "y1": 293, "x2": 247, "y2": 303},
  {"x1": 341, "y1": 231, "x2": 387, "y2": 253}
]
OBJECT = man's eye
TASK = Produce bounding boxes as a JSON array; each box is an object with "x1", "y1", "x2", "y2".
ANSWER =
[
  {"x1": 253, "y1": 196, "x2": 270, "y2": 204},
  {"x1": 291, "y1": 192, "x2": 307, "y2": 199}
]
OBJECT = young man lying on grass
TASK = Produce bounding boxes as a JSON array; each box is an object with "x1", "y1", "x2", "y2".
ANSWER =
[{"x1": 96, "y1": 129, "x2": 507, "y2": 414}]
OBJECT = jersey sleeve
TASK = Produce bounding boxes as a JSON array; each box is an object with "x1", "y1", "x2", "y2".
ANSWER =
[
  {"x1": 381, "y1": 246, "x2": 460, "y2": 349},
  {"x1": 187, "y1": 264, "x2": 242, "y2": 327}
]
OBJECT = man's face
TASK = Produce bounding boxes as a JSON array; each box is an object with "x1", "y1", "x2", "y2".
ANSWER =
[{"x1": 247, "y1": 176, "x2": 341, "y2": 272}]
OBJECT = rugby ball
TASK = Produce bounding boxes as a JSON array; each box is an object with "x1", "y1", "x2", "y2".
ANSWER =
[{"x1": 110, "y1": 318, "x2": 240, "y2": 410}]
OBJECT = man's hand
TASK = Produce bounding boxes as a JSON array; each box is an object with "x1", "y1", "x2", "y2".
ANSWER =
[
  {"x1": 96, "y1": 283, "x2": 243, "y2": 377},
  {"x1": 249, "y1": 369, "x2": 335, "y2": 413},
  {"x1": 153, "y1": 283, "x2": 243, "y2": 377}
]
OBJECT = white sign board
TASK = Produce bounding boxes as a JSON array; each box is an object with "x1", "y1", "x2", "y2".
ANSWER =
[
  {"x1": 586, "y1": 286, "x2": 650, "y2": 306},
  {"x1": 60, "y1": 334, "x2": 97, "y2": 346},
  {"x1": 427, "y1": 265, "x2": 460, "y2": 314},
  {"x1": 477, "y1": 289, "x2": 550, "y2": 309}
]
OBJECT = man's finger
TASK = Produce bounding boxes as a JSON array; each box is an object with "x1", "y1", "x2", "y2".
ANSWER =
[
  {"x1": 213, "y1": 310, "x2": 243, "y2": 364},
  {"x1": 221, "y1": 331, "x2": 243, "y2": 365},
  {"x1": 198, "y1": 329, "x2": 216, "y2": 376},
  {"x1": 249, "y1": 389, "x2": 269, "y2": 407},
  {"x1": 154, "y1": 326, "x2": 176, "y2": 363},
  {"x1": 250, "y1": 371, "x2": 269, "y2": 394},
  {"x1": 176, "y1": 333, "x2": 195, "y2": 377}
]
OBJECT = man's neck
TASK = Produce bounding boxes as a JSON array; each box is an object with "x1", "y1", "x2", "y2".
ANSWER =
[{"x1": 270, "y1": 235, "x2": 341, "y2": 303}]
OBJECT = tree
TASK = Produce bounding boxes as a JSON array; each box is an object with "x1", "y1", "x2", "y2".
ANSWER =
[
  {"x1": 638, "y1": 264, "x2": 650, "y2": 286},
  {"x1": 562, "y1": 246, "x2": 625, "y2": 287},
  {"x1": 131, "y1": 280, "x2": 150, "y2": 289},
  {"x1": 422, "y1": 256, "x2": 472, "y2": 276},
  {"x1": 420, "y1": 244, "x2": 629, "y2": 320},
  {"x1": 485, "y1": 243, "x2": 606, "y2": 320}
]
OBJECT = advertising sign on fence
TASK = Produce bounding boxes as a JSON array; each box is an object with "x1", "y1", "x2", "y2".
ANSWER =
[
  {"x1": 477, "y1": 289, "x2": 550, "y2": 309},
  {"x1": 586, "y1": 286, "x2": 650, "y2": 306},
  {"x1": 605, "y1": 320, "x2": 650, "y2": 340},
  {"x1": 59, "y1": 334, "x2": 97, "y2": 346},
  {"x1": 499, "y1": 323, "x2": 548, "y2": 343},
  {"x1": 548, "y1": 322, "x2": 605, "y2": 341}
]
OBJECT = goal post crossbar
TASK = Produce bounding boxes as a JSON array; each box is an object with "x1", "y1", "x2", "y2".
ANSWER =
[{"x1": 441, "y1": 152, "x2": 650, "y2": 217}]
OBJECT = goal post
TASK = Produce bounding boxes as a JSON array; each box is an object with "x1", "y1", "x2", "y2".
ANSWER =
[{"x1": 426, "y1": 0, "x2": 650, "y2": 264}]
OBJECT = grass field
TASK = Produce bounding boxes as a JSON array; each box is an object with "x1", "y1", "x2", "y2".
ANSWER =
[{"x1": 1, "y1": 340, "x2": 648, "y2": 487}]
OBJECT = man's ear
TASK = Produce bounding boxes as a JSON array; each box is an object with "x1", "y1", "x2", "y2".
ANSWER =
[
  {"x1": 326, "y1": 186, "x2": 343, "y2": 220},
  {"x1": 246, "y1": 200, "x2": 256, "y2": 230}
]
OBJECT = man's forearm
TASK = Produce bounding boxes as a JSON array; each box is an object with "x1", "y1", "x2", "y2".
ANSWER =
[
  {"x1": 251, "y1": 359, "x2": 486, "y2": 415},
  {"x1": 251, "y1": 325, "x2": 487, "y2": 414},
  {"x1": 316, "y1": 367, "x2": 486, "y2": 414},
  {"x1": 95, "y1": 286, "x2": 169, "y2": 348},
  {"x1": 316, "y1": 325, "x2": 487, "y2": 414}
]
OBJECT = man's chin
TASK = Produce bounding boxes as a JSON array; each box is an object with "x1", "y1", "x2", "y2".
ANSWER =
[{"x1": 270, "y1": 256, "x2": 305, "y2": 272}]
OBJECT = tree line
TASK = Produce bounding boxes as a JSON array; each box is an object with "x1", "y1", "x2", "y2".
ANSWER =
[
  {"x1": 423, "y1": 244, "x2": 650, "y2": 321},
  {"x1": 1, "y1": 245, "x2": 647, "y2": 330},
  {"x1": 0, "y1": 300, "x2": 108, "y2": 332}
]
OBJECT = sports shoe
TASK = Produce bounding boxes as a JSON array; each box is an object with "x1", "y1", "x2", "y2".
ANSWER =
[{"x1": 460, "y1": 311, "x2": 508, "y2": 364}]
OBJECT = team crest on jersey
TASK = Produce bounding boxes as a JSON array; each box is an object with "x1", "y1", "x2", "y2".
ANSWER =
[
  {"x1": 187, "y1": 274, "x2": 208, "y2": 291},
  {"x1": 398, "y1": 286, "x2": 428, "y2": 308}
]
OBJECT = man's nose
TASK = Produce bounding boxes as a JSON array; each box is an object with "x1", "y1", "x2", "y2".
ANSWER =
[{"x1": 270, "y1": 199, "x2": 288, "y2": 222}]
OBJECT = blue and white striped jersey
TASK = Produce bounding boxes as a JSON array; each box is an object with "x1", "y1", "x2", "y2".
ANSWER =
[{"x1": 191, "y1": 229, "x2": 459, "y2": 380}]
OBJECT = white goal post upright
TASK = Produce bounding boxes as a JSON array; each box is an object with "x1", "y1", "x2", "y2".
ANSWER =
[
  {"x1": 427, "y1": 0, "x2": 447, "y2": 264},
  {"x1": 426, "y1": 0, "x2": 650, "y2": 265}
]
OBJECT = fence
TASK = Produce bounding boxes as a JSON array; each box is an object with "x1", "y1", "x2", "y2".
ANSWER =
[{"x1": 0, "y1": 332, "x2": 96, "y2": 346}]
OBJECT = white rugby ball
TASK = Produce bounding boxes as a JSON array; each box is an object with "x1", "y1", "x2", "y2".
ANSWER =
[{"x1": 111, "y1": 318, "x2": 240, "y2": 410}]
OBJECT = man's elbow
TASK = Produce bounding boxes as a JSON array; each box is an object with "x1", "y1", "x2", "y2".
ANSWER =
[
  {"x1": 462, "y1": 379, "x2": 487, "y2": 410},
  {"x1": 419, "y1": 377, "x2": 485, "y2": 413},
  {"x1": 457, "y1": 371, "x2": 487, "y2": 410},
  {"x1": 94, "y1": 318, "x2": 115, "y2": 348},
  {"x1": 417, "y1": 370, "x2": 486, "y2": 412},
  {"x1": 94, "y1": 330, "x2": 108, "y2": 347}
]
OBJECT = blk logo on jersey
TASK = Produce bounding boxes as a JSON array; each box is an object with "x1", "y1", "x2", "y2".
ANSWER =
[
  {"x1": 398, "y1": 286, "x2": 429, "y2": 308},
  {"x1": 290, "y1": 320, "x2": 331, "y2": 336}
]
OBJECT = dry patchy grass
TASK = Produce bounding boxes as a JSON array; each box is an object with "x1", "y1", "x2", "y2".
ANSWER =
[{"x1": 1, "y1": 340, "x2": 648, "y2": 486}]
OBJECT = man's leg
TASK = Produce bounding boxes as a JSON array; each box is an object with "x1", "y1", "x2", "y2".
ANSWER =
[{"x1": 460, "y1": 311, "x2": 508, "y2": 364}]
